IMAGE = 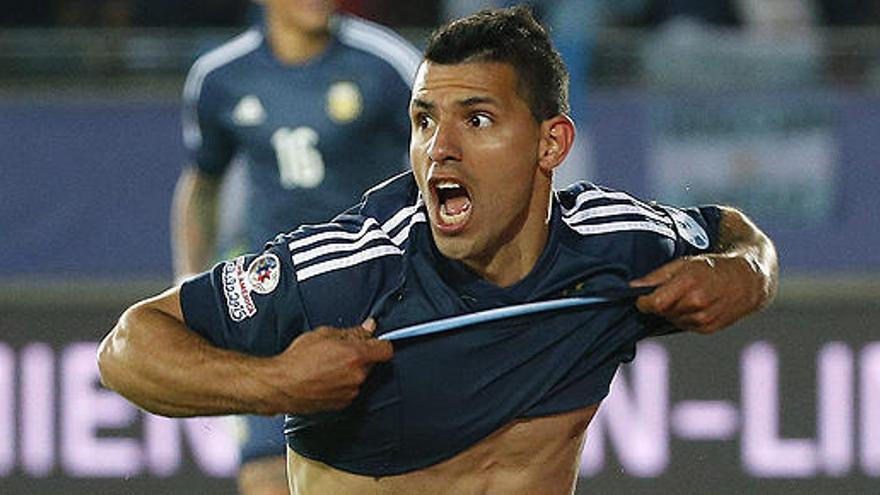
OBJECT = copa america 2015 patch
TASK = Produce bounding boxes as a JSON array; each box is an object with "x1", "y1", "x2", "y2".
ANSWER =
[
  {"x1": 666, "y1": 207, "x2": 710, "y2": 249},
  {"x1": 247, "y1": 253, "x2": 281, "y2": 295},
  {"x1": 222, "y1": 256, "x2": 257, "y2": 322}
]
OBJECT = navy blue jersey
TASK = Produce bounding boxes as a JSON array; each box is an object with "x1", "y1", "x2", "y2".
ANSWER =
[
  {"x1": 182, "y1": 15, "x2": 421, "y2": 249},
  {"x1": 180, "y1": 173, "x2": 722, "y2": 476}
]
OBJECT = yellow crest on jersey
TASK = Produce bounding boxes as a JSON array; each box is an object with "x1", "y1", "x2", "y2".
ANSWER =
[{"x1": 326, "y1": 81, "x2": 363, "y2": 124}]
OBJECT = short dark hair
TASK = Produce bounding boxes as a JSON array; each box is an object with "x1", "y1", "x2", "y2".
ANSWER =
[{"x1": 423, "y1": 6, "x2": 570, "y2": 121}]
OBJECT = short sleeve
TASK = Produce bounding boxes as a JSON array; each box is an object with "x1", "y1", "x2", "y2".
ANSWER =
[
  {"x1": 639, "y1": 203, "x2": 724, "y2": 337},
  {"x1": 179, "y1": 238, "x2": 308, "y2": 356},
  {"x1": 181, "y1": 67, "x2": 236, "y2": 176}
]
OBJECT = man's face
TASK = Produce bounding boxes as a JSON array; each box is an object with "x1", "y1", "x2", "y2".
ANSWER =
[
  {"x1": 409, "y1": 61, "x2": 547, "y2": 269},
  {"x1": 260, "y1": 0, "x2": 335, "y2": 34}
]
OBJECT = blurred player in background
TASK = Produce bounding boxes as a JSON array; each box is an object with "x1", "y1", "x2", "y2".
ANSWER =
[{"x1": 171, "y1": 0, "x2": 420, "y2": 492}]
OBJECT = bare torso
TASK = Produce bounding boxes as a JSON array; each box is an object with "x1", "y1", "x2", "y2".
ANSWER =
[{"x1": 287, "y1": 403, "x2": 600, "y2": 495}]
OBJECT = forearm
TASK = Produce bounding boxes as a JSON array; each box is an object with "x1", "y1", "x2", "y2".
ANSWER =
[
  {"x1": 97, "y1": 292, "x2": 273, "y2": 417},
  {"x1": 171, "y1": 167, "x2": 221, "y2": 280},
  {"x1": 632, "y1": 206, "x2": 779, "y2": 334},
  {"x1": 712, "y1": 207, "x2": 779, "y2": 310}
]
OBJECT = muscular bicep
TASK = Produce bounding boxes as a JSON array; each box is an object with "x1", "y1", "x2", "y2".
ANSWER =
[
  {"x1": 714, "y1": 206, "x2": 779, "y2": 305},
  {"x1": 139, "y1": 285, "x2": 186, "y2": 324},
  {"x1": 715, "y1": 206, "x2": 766, "y2": 252}
]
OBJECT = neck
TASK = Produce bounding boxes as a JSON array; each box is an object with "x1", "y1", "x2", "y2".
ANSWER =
[
  {"x1": 264, "y1": 15, "x2": 331, "y2": 64},
  {"x1": 466, "y1": 180, "x2": 553, "y2": 288}
]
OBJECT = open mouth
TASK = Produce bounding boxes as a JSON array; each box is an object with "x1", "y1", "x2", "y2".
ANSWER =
[{"x1": 433, "y1": 179, "x2": 472, "y2": 231}]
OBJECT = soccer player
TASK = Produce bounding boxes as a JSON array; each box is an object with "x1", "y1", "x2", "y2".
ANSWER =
[
  {"x1": 171, "y1": 1, "x2": 420, "y2": 493},
  {"x1": 102, "y1": 7, "x2": 778, "y2": 494}
]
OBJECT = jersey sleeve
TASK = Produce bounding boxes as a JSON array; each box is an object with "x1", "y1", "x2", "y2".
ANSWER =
[
  {"x1": 640, "y1": 203, "x2": 725, "y2": 336},
  {"x1": 660, "y1": 204, "x2": 724, "y2": 258},
  {"x1": 181, "y1": 66, "x2": 236, "y2": 176},
  {"x1": 179, "y1": 237, "x2": 309, "y2": 356}
]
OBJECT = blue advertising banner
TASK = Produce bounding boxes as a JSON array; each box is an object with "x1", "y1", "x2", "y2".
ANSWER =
[{"x1": 0, "y1": 102, "x2": 183, "y2": 277}]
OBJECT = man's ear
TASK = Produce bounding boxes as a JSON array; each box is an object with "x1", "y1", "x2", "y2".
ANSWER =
[{"x1": 537, "y1": 114, "x2": 575, "y2": 174}]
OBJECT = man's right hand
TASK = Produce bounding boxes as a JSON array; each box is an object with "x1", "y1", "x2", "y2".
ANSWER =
[
  {"x1": 256, "y1": 319, "x2": 393, "y2": 415},
  {"x1": 99, "y1": 289, "x2": 394, "y2": 419}
]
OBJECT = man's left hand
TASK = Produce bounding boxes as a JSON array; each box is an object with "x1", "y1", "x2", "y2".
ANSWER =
[{"x1": 629, "y1": 254, "x2": 767, "y2": 335}]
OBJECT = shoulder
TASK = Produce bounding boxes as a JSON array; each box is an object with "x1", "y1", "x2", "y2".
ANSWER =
[
  {"x1": 555, "y1": 181, "x2": 718, "y2": 275},
  {"x1": 183, "y1": 29, "x2": 264, "y2": 103},
  {"x1": 279, "y1": 172, "x2": 422, "y2": 283},
  {"x1": 358, "y1": 172, "x2": 421, "y2": 221},
  {"x1": 556, "y1": 181, "x2": 677, "y2": 241},
  {"x1": 333, "y1": 14, "x2": 422, "y2": 85}
]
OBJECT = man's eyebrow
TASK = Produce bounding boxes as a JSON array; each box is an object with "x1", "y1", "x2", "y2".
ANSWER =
[
  {"x1": 410, "y1": 96, "x2": 499, "y2": 113},
  {"x1": 459, "y1": 96, "x2": 498, "y2": 107},
  {"x1": 411, "y1": 98, "x2": 434, "y2": 111}
]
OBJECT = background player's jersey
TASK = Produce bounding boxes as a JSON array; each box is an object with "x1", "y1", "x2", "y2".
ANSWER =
[
  {"x1": 182, "y1": 15, "x2": 420, "y2": 250},
  {"x1": 180, "y1": 173, "x2": 723, "y2": 476}
]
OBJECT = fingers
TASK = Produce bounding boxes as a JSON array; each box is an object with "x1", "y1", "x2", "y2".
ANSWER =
[
  {"x1": 658, "y1": 286, "x2": 721, "y2": 320},
  {"x1": 317, "y1": 319, "x2": 377, "y2": 340},
  {"x1": 359, "y1": 339, "x2": 394, "y2": 363},
  {"x1": 638, "y1": 281, "x2": 712, "y2": 319},
  {"x1": 278, "y1": 320, "x2": 393, "y2": 414},
  {"x1": 630, "y1": 258, "x2": 685, "y2": 288},
  {"x1": 632, "y1": 256, "x2": 732, "y2": 334},
  {"x1": 361, "y1": 318, "x2": 376, "y2": 335},
  {"x1": 340, "y1": 318, "x2": 376, "y2": 339},
  {"x1": 664, "y1": 308, "x2": 722, "y2": 334},
  {"x1": 635, "y1": 273, "x2": 691, "y2": 315},
  {"x1": 632, "y1": 259, "x2": 692, "y2": 314},
  {"x1": 350, "y1": 320, "x2": 393, "y2": 363},
  {"x1": 319, "y1": 319, "x2": 393, "y2": 364}
]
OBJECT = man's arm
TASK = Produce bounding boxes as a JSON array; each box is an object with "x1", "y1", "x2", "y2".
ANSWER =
[
  {"x1": 630, "y1": 206, "x2": 778, "y2": 334},
  {"x1": 97, "y1": 287, "x2": 393, "y2": 417},
  {"x1": 171, "y1": 167, "x2": 222, "y2": 281}
]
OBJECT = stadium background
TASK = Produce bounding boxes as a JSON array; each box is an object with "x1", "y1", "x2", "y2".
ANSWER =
[{"x1": 1, "y1": 1, "x2": 879, "y2": 493}]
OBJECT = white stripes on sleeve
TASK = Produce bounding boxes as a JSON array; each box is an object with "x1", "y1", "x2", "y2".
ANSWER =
[
  {"x1": 561, "y1": 187, "x2": 677, "y2": 240},
  {"x1": 288, "y1": 201, "x2": 425, "y2": 282}
]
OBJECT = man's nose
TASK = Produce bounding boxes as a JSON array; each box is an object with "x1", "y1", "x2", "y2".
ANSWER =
[{"x1": 427, "y1": 123, "x2": 462, "y2": 164}]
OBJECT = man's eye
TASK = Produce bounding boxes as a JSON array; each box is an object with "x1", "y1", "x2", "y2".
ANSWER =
[
  {"x1": 468, "y1": 114, "x2": 492, "y2": 128},
  {"x1": 416, "y1": 114, "x2": 432, "y2": 129}
]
